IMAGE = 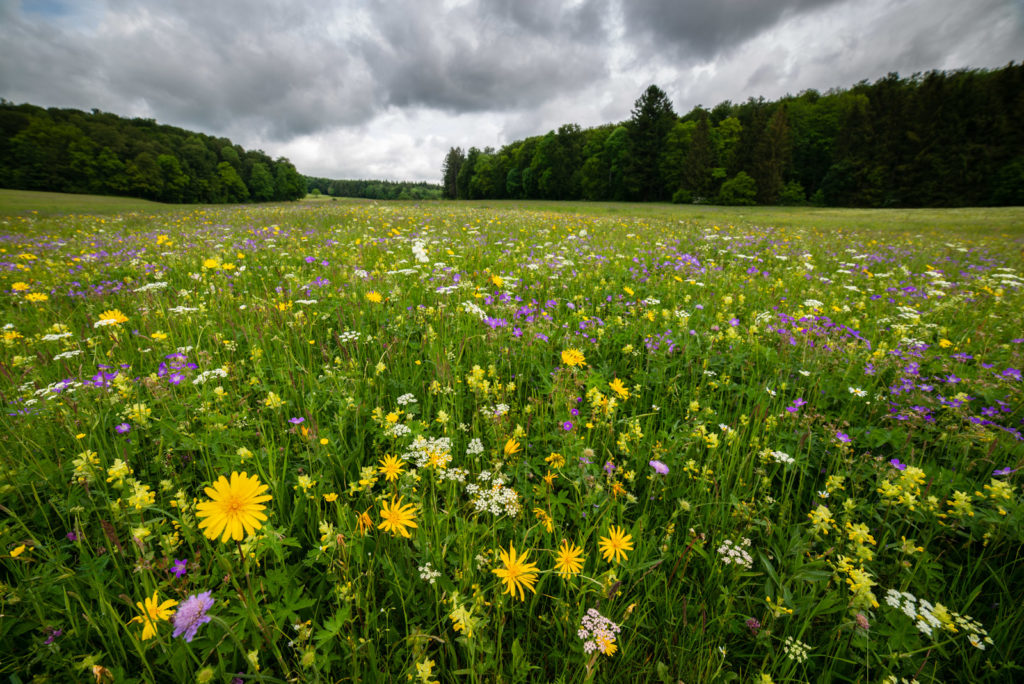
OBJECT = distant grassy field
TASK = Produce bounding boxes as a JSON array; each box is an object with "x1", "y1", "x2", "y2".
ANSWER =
[
  {"x1": 2, "y1": 195, "x2": 1023, "y2": 682},
  {"x1": 461, "y1": 199, "x2": 1024, "y2": 239},
  {"x1": 0, "y1": 189, "x2": 175, "y2": 218}
]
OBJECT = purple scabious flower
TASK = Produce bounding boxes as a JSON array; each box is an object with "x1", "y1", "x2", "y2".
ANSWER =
[
  {"x1": 172, "y1": 591, "x2": 215, "y2": 642},
  {"x1": 649, "y1": 460, "x2": 669, "y2": 475}
]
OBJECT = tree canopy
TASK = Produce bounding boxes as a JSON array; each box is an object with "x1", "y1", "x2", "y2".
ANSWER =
[
  {"x1": 442, "y1": 65, "x2": 1024, "y2": 207},
  {"x1": 0, "y1": 102, "x2": 306, "y2": 203}
]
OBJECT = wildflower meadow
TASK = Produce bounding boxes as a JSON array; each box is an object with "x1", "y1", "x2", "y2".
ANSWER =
[{"x1": 1, "y1": 198, "x2": 1022, "y2": 683}]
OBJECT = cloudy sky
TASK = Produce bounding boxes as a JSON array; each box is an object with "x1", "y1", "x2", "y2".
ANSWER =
[{"x1": 1, "y1": 0, "x2": 1021, "y2": 182}]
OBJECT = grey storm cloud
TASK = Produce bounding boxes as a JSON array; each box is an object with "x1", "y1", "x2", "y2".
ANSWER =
[
  {"x1": 621, "y1": 0, "x2": 848, "y2": 61},
  {"x1": 358, "y1": 0, "x2": 611, "y2": 112},
  {"x1": 1, "y1": 0, "x2": 613, "y2": 141},
  {"x1": 1, "y1": 0, "x2": 1022, "y2": 181}
]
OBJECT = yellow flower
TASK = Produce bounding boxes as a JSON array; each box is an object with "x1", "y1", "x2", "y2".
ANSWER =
[
  {"x1": 97, "y1": 309, "x2": 128, "y2": 325},
  {"x1": 609, "y1": 378, "x2": 629, "y2": 400},
  {"x1": 11, "y1": 544, "x2": 27, "y2": 557},
  {"x1": 378, "y1": 497, "x2": 418, "y2": 538},
  {"x1": 12, "y1": 281, "x2": 29, "y2": 291},
  {"x1": 25, "y1": 292, "x2": 48, "y2": 302},
  {"x1": 560, "y1": 348, "x2": 586, "y2": 367},
  {"x1": 323, "y1": 492, "x2": 339, "y2": 503},
  {"x1": 356, "y1": 507, "x2": 373, "y2": 535},
  {"x1": 151, "y1": 330, "x2": 168, "y2": 341},
  {"x1": 366, "y1": 291, "x2": 383, "y2": 303},
  {"x1": 599, "y1": 525, "x2": 634, "y2": 564},
  {"x1": 491, "y1": 274, "x2": 504, "y2": 287},
  {"x1": 503, "y1": 438, "x2": 522, "y2": 457},
  {"x1": 595, "y1": 633, "x2": 618, "y2": 656},
  {"x1": 533, "y1": 507, "x2": 554, "y2": 533},
  {"x1": 808, "y1": 504, "x2": 834, "y2": 536},
  {"x1": 378, "y1": 454, "x2": 406, "y2": 482},
  {"x1": 203, "y1": 257, "x2": 221, "y2": 270},
  {"x1": 129, "y1": 590, "x2": 178, "y2": 640},
  {"x1": 196, "y1": 471, "x2": 272, "y2": 542},
  {"x1": 264, "y1": 391, "x2": 284, "y2": 409},
  {"x1": 552, "y1": 540, "x2": 584, "y2": 578},
  {"x1": 492, "y1": 543, "x2": 539, "y2": 601}
]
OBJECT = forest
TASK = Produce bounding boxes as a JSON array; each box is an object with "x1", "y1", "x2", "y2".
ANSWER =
[
  {"x1": 0, "y1": 102, "x2": 306, "y2": 203},
  {"x1": 442, "y1": 65, "x2": 1024, "y2": 207},
  {"x1": 304, "y1": 177, "x2": 442, "y2": 201}
]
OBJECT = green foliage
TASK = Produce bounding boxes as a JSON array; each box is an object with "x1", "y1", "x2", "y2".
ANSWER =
[
  {"x1": 447, "y1": 64, "x2": 1024, "y2": 207},
  {"x1": 0, "y1": 103, "x2": 306, "y2": 203},
  {"x1": 1, "y1": 190, "x2": 1023, "y2": 683},
  {"x1": 717, "y1": 171, "x2": 757, "y2": 205}
]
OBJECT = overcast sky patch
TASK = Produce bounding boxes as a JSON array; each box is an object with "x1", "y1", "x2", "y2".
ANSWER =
[{"x1": 1, "y1": 0, "x2": 1020, "y2": 182}]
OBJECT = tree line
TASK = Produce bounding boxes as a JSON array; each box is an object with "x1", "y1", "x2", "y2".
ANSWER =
[
  {"x1": 0, "y1": 102, "x2": 306, "y2": 203},
  {"x1": 442, "y1": 64, "x2": 1024, "y2": 207},
  {"x1": 305, "y1": 177, "x2": 442, "y2": 200}
]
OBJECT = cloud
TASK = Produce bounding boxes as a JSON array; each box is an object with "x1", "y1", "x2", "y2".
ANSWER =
[
  {"x1": 1, "y1": 0, "x2": 1022, "y2": 182},
  {"x1": 621, "y1": 0, "x2": 847, "y2": 62}
]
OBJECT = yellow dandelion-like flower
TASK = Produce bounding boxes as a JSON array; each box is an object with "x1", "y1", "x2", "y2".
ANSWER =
[
  {"x1": 356, "y1": 506, "x2": 373, "y2": 535},
  {"x1": 561, "y1": 348, "x2": 586, "y2": 367},
  {"x1": 129, "y1": 590, "x2": 178, "y2": 641},
  {"x1": 98, "y1": 309, "x2": 128, "y2": 325},
  {"x1": 378, "y1": 497, "x2": 418, "y2": 538},
  {"x1": 609, "y1": 378, "x2": 630, "y2": 400},
  {"x1": 366, "y1": 291, "x2": 383, "y2": 303},
  {"x1": 598, "y1": 525, "x2": 634, "y2": 564},
  {"x1": 12, "y1": 282, "x2": 30, "y2": 291},
  {"x1": 552, "y1": 540, "x2": 584, "y2": 578},
  {"x1": 491, "y1": 274, "x2": 504, "y2": 288},
  {"x1": 492, "y1": 543, "x2": 539, "y2": 601},
  {"x1": 503, "y1": 437, "x2": 522, "y2": 456},
  {"x1": 196, "y1": 471, "x2": 272, "y2": 542},
  {"x1": 378, "y1": 454, "x2": 406, "y2": 482},
  {"x1": 25, "y1": 292, "x2": 48, "y2": 302},
  {"x1": 595, "y1": 633, "x2": 618, "y2": 656}
]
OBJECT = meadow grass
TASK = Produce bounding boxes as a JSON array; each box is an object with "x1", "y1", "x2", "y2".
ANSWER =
[
  {"x1": 1, "y1": 198, "x2": 1022, "y2": 683},
  {"x1": 0, "y1": 189, "x2": 174, "y2": 219}
]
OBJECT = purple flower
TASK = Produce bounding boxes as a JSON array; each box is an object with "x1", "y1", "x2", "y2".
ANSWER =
[
  {"x1": 66, "y1": 531, "x2": 78, "y2": 541},
  {"x1": 168, "y1": 372, "x2": 185, "y2": 385},
  {"x1": 289, "y1": 417, "x2": 305, "y2": 425},
  {"x1": 603, "y1": 461, "x2": 616, "y2": 475},
  {"x1": 993, "y1": 467, "x2": 1017, "y2": 476},
  {"x1": 836, "y1": 431, "x2": 851, "y2": 444},
  {"x1": 649, "y1": 460, "x2": 669, "y2": 475},
  {"x1": 786, "y1": 397, "x2": 807, "y2": 413},
  {"x1": 115, "y1": 423, "x2": 131, "y2": 434},
  {"x1": 562, "y1": 421, "x2": 573, "y2": 431},
  {"x1": 170, "y1": 559, "x2": 188, "y2": 578},
  {"x1": 889, "y1": 458, "x2": 907, "y2": 471},
  {"x1": 172, "y1": 591, "x2": 215, "y2": 642},
  {"x1": 44, "y1": 628, "x2": 62, "y2": 645}
]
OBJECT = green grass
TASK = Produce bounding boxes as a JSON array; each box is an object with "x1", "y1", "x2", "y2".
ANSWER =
[
  {"x1": 0, "y1": 189, "x2": 176, "y2": 218},
  {"x1": 1, "y1": 199, "x2": 1022, "y2": 683}
]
